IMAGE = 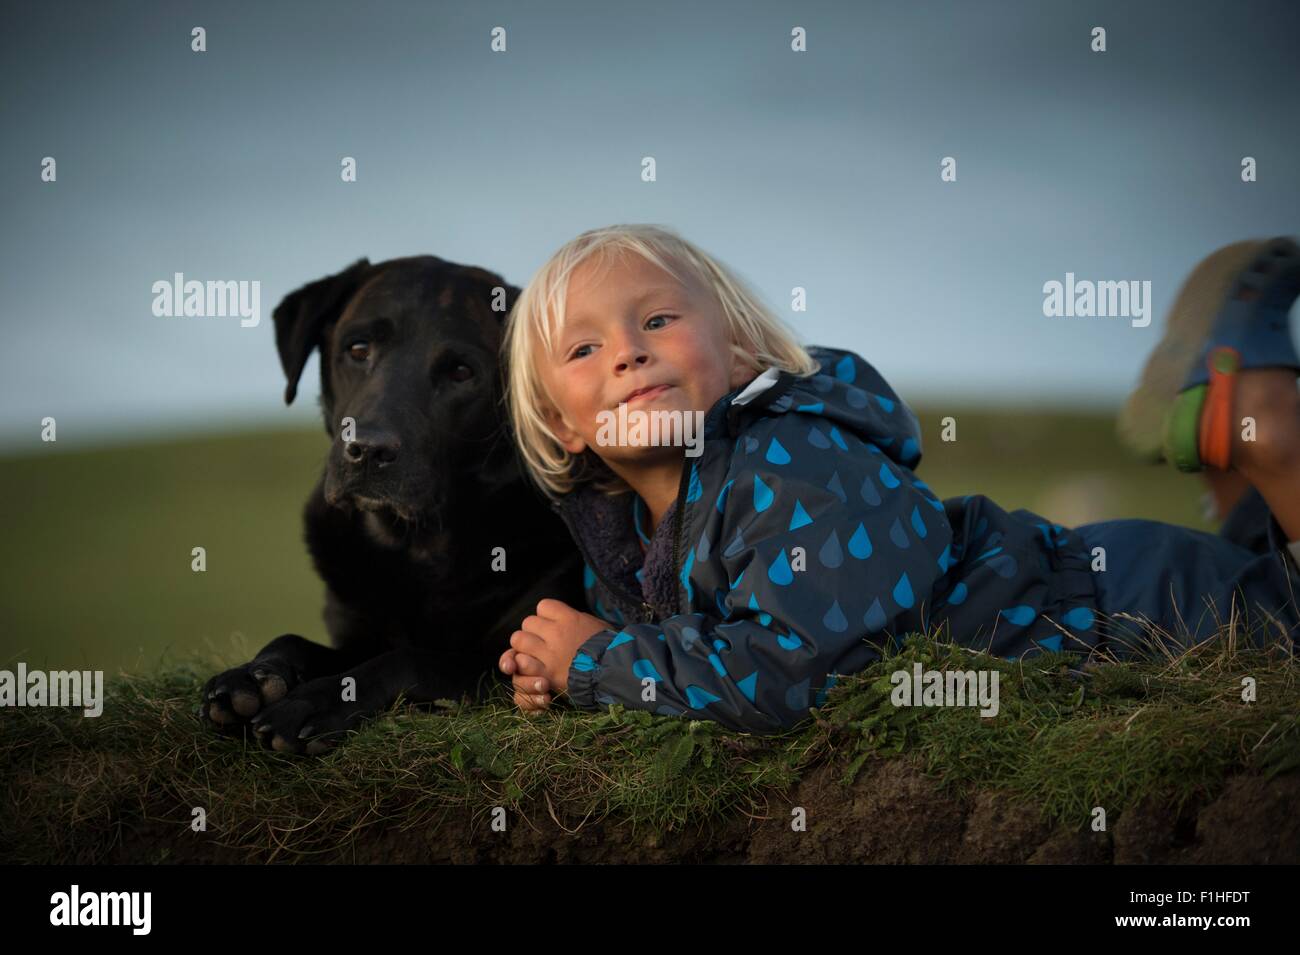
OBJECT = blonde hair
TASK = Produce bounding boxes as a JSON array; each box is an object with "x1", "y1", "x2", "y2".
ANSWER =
[{"x1": 503, "y1": 223, "x2": 820, "y2": 498}]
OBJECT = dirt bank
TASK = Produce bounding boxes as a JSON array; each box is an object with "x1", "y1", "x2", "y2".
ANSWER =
[{"x1": 86, "y1": 755, "x2": 1299, "y2": 864}]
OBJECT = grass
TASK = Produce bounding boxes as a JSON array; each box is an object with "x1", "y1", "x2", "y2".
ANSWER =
[
  {"x1": 1, "y1": 623, "x2": 1296, "y2": 864},
  {"x1": 0, "y1": 427, "x2": 331, "y2": 675}
]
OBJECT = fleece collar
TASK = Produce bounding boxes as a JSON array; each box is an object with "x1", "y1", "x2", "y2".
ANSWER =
[{"x1": 557, "y1": 481, "x2": 680, "y2": 619}]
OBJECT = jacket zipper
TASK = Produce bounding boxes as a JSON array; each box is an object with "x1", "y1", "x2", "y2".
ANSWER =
[{"x1": 668, "y1": 451, "x2": 691, "y2": 617}]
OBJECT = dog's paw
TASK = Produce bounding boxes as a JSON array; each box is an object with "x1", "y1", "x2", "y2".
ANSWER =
[
  {"x1": 198, "y1": 659, "x2": 296, "y2": 735},
  {"x1": 248, "y1": 677, "x2": 370, "y2": 756}
]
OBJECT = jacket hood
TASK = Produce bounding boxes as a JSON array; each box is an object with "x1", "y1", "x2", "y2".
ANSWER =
[{"x1": 767, "y1": 345, "x2": 924, "y2": 472}]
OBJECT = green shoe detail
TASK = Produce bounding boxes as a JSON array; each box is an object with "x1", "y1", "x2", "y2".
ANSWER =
[
  {"x1": 1211, "y1": 347, "x2": 1240, "y2": 376},
  {"x1": 1163, "y1": 384, "x2": 1207, "y2": 473}
]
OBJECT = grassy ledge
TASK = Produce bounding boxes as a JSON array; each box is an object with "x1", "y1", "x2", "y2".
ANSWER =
[{"x1": 1, "y1": 626, "x2": 1297, "y2": 864}]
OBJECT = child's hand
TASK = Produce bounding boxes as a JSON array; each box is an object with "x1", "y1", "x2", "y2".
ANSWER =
[
  {"x1": 510, "y1": 598, "x2": 612, "y2": 695},
  {"x1": 499, "y1": 648, "x2": 553, "y2": 713}
]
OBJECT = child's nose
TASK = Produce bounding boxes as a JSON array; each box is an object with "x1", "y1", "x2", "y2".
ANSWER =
[{"x1": 614, "y1": 349, "x2": 649, "y2": 373}]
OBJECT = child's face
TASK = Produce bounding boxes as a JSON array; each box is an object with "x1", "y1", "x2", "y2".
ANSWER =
[{"x1": 537, "y1": 254, "x2": 755, "y2": 467}]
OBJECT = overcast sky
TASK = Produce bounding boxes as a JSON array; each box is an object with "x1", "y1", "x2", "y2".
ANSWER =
[{"x1": 3, "y1": 0, "x2": 1297, "y2": 453}]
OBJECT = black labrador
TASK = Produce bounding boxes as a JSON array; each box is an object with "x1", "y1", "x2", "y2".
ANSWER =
[{"x1": 198, "y1": 256, "x2": 584, "y2": 754}]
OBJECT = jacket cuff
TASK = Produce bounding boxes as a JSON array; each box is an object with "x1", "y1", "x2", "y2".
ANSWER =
[{"x1": 566, "y1": 628, "x2": 620, "y2": 709}]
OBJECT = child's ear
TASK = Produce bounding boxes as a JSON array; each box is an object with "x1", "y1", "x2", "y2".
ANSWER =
[
  {"x1": 729, "y1": 352, "x2": 758, "y2": 390},
  {"x1": 543, "y1": 405, "x2": 588, "y2": 455}
]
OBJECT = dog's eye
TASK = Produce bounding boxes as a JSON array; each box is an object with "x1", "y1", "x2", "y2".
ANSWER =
[
  {"x1": 449, "y1": 363, "x2": 474, "y2": 382},
  {"x1": 349, "y1": 341, "x2": 370, "y2": 361}
]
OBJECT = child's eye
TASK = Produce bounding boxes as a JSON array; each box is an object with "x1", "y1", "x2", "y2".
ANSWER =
[
  {"x1": 645, "y1": 314, "x2": 676, "y2": 330},
  {"x1": 566, "y1": 315, "x2": 676, "y2": 361}
]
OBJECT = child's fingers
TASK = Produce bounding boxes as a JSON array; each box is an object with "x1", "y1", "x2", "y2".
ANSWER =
[
  {"x1": 511, "y1": 652, "x2": 546, "y2": 676},
  {"x1": 499, "y1": 648, "x2": 518, "y2": 674},
  {"x1": 518, "y1": 616, "x2": 554, "y2": 640},
  {"x1": 513, "y1": 672, "x2": 551, "y2": 695},
  {"x1": 513, "y1": 688, "x2": 552, "y2": 712},
  {"x1": 535, "y1": 598, "x2": 573, "y2": 620},
  {"x1": 510, "y1": 629, "x2": 547, "y2": 656}
]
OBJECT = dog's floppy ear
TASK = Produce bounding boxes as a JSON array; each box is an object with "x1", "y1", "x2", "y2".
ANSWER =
[{"x1": 273, "y1": 258, "x2": 375, "y2": 405}]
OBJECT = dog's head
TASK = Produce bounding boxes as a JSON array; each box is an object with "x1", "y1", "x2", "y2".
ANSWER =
[{"x1": 274, "y1": 255, "x2": 523, "y2": 536}]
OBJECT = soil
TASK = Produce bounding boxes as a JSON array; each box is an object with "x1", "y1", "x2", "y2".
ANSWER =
[{"x1": 76, "y1": 755, "x2": 1300, "y2": 864}]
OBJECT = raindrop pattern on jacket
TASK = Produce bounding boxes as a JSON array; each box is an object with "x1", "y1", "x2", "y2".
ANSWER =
[{"x1": 563, "y1": 347, "x2": 1106, "y2": 734}]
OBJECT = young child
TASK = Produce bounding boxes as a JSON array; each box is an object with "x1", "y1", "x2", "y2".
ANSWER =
[{"x1": 498, "y1": 225, "x2": 1300, "y2": 734}]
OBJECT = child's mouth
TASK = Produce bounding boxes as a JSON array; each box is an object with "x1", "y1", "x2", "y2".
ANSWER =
[{"x1": 625, "y1": 384, "x2": 671, "y2": 404}]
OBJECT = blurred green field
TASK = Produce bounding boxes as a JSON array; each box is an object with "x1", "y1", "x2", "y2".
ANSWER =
[{"x1": 0, "y1": 408, "x2": 1213, "y2": 676}]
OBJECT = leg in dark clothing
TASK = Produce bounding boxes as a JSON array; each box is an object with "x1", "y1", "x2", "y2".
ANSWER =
[
  {"x1": 1073, "y1": 518, "x2": 1300, "y2": 659},
  {"x1": 1219, "y1": 485, "x2": 1274, "y2": 555}
]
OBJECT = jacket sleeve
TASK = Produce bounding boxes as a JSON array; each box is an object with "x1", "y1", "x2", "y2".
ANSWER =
[{"x1": 564, "y1": 425, "x2": 955, "y2": 734}]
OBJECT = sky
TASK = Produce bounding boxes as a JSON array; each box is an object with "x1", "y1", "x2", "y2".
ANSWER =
[{"x1": 2, "y1": 0, "x2": 1298, "y2": 453}]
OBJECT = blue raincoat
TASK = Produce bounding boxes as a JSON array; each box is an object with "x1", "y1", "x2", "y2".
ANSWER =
[{"x1": 550, "y1": 346, "x2": 1300, "y2": 734}]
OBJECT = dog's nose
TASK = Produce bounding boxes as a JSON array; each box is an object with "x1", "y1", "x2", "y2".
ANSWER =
[{"x1": 343, "y1": 431, "x2": 401, "y2": 466}]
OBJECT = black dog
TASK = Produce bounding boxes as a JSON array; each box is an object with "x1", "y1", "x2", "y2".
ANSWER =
[{"x1": 198, "y1": 256, "x2": 584, "y2": 754}]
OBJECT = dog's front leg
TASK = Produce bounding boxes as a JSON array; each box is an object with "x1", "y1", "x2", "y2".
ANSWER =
[
  {"x1": 248, "y1": 648, "x2": 471, "y2": 755},
  {"x1": 199, "y1": 633, "x2": 351, "y2": 734}
]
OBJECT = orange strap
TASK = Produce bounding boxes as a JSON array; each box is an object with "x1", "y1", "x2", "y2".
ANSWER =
[{"x1": 1198, "y1": 347, "x2": 1239, "y2": 470}]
